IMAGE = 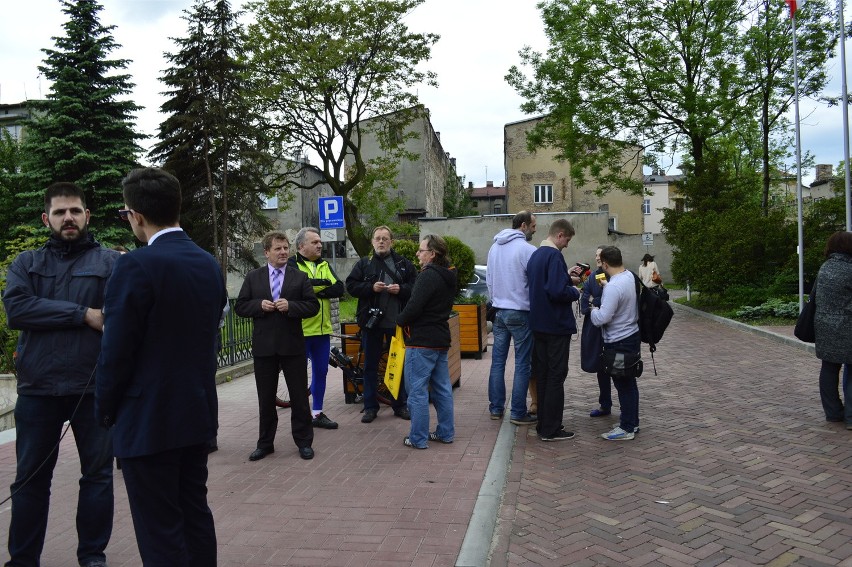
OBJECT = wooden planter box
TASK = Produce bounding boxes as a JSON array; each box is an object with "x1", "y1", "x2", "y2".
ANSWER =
[
  {"x1": 339, "y1": 318, "x2": 461, "y2": 403},
  {"x1": 453, "y1": 302, "x2": 488, "y2": 359}
]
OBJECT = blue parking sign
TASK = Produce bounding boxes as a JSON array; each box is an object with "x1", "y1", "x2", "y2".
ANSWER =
[{"x1": 318, "y1": 196, "x2": 345, "y2": 229}]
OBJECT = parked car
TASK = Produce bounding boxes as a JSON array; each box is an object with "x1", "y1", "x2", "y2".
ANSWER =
[{"x1": 459, "y1": 265, "x2": 488, "y2": 299}]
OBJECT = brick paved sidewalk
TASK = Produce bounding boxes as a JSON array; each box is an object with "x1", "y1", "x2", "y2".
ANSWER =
[
  {"x1": 490, "y1": 306, "x2": 852, "y2": 567},
  {"x1": 0, "y1": 346, "x2": 501, "y2": 566}
]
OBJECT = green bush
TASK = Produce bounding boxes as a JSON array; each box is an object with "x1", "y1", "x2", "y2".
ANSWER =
[
  {"x1": 444, "y1": 236, "x2": 475, "y2": 295},
  {"x1": 734, "y1": 298, "x2": 799, "y2": 320},
  {"x1": 392, "y1": 238, "x2": 419, "y2": 268}
]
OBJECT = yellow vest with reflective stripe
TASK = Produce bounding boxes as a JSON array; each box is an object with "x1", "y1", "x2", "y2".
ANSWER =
[{"x1": 295, "y1": 258, "x2": 337, "y2": 336}]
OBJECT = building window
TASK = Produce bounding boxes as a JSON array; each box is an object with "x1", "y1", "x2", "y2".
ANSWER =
[
  {"x1": 643, "y1": 199, "x2": 651, "y2": 215},
  {"x1": 674, "y1": 198, "x2": 685, "y2": 214},
  {"x1": 534, "y1": 184, "x2": 553, "y2": 204},
  {"x1": 493, "y1": 203, "x2": 502, "y2": 214},
  {"x1": 608, "y1": 217, "x2": 616, "y2": 231},
  {"x1": 262, "y1": 195, "x2": 278, "y2": 210}
]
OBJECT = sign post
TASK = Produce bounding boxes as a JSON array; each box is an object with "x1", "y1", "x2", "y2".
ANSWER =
[
  {"x1": 641, "y1": 232, "x2": 654, "y2": 248},
  {"x1": 318, "y1": 196, "x2": 345, "y2": 272}
]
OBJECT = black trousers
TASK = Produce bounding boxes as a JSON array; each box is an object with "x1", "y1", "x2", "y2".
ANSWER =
[
  {"x1": 253, "y1": 354, "x2": 314, "y2": 450},
  {"x1": 120, "y1": 444, "x2": 216, "y2": 566},
  {"x1": 532, "y1": 332, "x2": 571, "y2": 437}
]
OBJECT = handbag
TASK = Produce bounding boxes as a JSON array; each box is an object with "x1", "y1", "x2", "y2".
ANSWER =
[
  {"x1": 794, "y1": 283, "x2": 816, "y2": 343},
  {"x1": 601, "y1": 348, "x2": 643, "y2": 378},
  {"x1": 580, "y1": 315, "x2": 604, "y2": 373},
  {"x1": 383, "y1": 326, "x2": 406, "y2": 398},
  {"x1": 652, "y1": 271, "x2": 663, "y2": 285}
]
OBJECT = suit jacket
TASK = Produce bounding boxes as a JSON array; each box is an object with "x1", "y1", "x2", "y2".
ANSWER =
[
  {"x1": 95, "y1": 231, "x2": 227, "y2": 458},
  {"x1": 234, "y1": 264, "x2": 319, "y2": 357}
]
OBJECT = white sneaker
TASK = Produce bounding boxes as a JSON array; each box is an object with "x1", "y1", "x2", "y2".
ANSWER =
[{"x1": 601, "y1": 426, "x2": 635, "y2": 441}]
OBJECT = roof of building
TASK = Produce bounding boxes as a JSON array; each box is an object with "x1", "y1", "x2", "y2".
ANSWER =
[{"x1": 470, "y1": 186, "x2": 507, "y2": 198}]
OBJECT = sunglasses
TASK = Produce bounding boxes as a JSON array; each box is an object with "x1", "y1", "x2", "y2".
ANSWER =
[{"x1": 117, "y1": 209, "x2": 134, "y2": 221}]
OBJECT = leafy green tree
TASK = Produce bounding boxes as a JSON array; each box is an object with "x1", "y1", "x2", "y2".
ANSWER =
[
  {"x1": 149, "y1": 0, "x2": 275, "y2": 275},
  {"x1": 0, "y1": 226, "x2": 44, "y2": 374},
  {"x1": 742, "y1": 0, "x2": 835, "y2": 214},
  {"x1": 443, "y1": 175, "x2": 476, "y2": 218},
  {"x1": 0, "y1": 129, "x2": 20, "y2": 258},
  {"x1": 15, "y1": 0, "x2": 142, "y2": 245},
  {"x1": 243, "y1": 0, "x2": 439, "y2": 256}
]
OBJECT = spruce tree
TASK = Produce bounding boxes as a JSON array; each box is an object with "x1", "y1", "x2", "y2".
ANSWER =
[
  {"x1": 16, "y1": 0, "x2": 142, "y2": 245},
  {"x1": 150, "y1": 0, "x2": 275, "y2": 275}
]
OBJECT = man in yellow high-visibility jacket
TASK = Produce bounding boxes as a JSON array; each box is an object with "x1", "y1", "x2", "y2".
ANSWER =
[{"x1": 289, "y1": 227, "x2": 345, "y2": 429}]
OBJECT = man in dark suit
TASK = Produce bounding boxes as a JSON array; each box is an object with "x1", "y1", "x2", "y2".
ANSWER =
[
  {"x1": 96, "y1": 167, "x2": 227, "y2": 566},
  {"x1": 235, "y1": 231, "x2": 319, "y2": 461}
]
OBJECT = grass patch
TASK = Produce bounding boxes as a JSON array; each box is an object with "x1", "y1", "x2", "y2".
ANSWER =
[{"x1": 338, "y1": 295, "x2": 357, "y2": 322}]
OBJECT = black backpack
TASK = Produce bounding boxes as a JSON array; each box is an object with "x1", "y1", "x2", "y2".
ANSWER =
[{"x1": 632, "y1": 272, "x2": 674, "y2": 374}]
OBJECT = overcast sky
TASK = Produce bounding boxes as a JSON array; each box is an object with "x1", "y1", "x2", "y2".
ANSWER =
[{"x1": 1, "y1": 0, "x2": 850, "y2": 187}]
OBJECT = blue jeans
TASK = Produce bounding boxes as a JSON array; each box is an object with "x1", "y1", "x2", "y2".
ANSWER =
[
  {"x1": 305, "y1": 335, "x2": 331, "y2": 412},
  {"x1": 7, "y1": 394, "x2": 113, "y2": 567},
  {"x1": 404, "y1": 348, "x2": 454, "y2": 448},
  {"x1": 488, "y1": 309, "x2": 533, "y2": 419},
  {"x1": 362, "y1": 327, "x2": 406, "y2": 412},
  {"x1": 604, "y1": 332, "x2": 641, "y2": 433}
]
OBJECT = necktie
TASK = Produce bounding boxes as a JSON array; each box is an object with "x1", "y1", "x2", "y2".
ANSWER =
[{"x1": 271, "y1": 268, "x2": 282, "y2": 300}]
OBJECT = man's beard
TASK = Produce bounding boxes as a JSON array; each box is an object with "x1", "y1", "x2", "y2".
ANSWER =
[{"x1": 51, "y1": 221, "x2": 88, "y2": 242}]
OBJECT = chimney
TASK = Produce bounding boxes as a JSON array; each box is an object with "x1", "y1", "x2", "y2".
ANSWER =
[
  {"x1": 468, "y1": 181, "x2": 474, "y2": 189},
  {"x1": 815, "y1": 164, "x2": 833, "y2": 182},
  {"x1": 486, "y1": 181, "x2": 494, "y2": 187}
]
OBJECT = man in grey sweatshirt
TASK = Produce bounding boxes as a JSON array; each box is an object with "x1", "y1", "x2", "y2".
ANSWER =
[{"x1": 486, "y1": 211, "x2": 538, "y2": 425}]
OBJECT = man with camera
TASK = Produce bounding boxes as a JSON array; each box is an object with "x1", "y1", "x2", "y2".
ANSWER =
[
  {"x1": 345, "y1": 226, "x2": 417, "y2": 423},
  {"x1": 289, "y1": 227, "x2": 345, "y2": 429}
]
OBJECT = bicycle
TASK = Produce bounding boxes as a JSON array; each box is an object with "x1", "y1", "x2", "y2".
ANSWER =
[{"x1": 275, "y1": 332, "x2": 396, "y2": 408}]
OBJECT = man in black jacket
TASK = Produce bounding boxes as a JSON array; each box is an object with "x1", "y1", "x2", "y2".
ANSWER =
[
  {"x1": 3, "y1": 182, "x2": 119, "y2": 567},
  {"x1": 345, "y1": 226, "x2": 416, "y2": 423},
  {"x1": 236, "y1": 231, "x2": 319, "y2": 461}
]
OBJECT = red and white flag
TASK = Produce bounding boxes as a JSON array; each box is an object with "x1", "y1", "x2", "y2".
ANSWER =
[{"x1": 785, "y1": 0, "x2": 805, "y2": 18}]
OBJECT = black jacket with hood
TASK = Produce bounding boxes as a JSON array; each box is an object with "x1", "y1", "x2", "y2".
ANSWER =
[{"x1": 396, "y1": 264, "x2": 457, "y2": 349}]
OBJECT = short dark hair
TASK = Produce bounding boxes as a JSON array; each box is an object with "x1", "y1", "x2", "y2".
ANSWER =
[
  {"x1": 642, "y1": 253, "x2": 655, "y2": 265},
  {"x1": 262, "y1": 231, "x2": 289, "y2": 251},
  {"x1": 825, "y1": 231, "x2": 852, "y2": 258},
  {"x1": 549, "y1": 219, "x2": 575, "y2": 237},
  {"x1": 421, "y1": 234, "x2": 450, "y2": 268},
  {"x1": 599, "y1": 246, "x2": 623, "y2": 267},
  {"x1": 122, "y1": 168, "x2": 182, "y2": 227},
  {"x1": 44, "y1": 182, "x2": 86, "y2": 213},
  {"x1": 512, "y1": 211, "x2": 533, "y2": 230}
]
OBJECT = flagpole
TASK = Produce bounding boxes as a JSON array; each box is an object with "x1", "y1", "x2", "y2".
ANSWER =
[
  {"x1": 793, "y1": 13, "x2": 805, "y2": 310},
  {"x1": 841, "y1": 0, "x2": 852, "y2": 230}
]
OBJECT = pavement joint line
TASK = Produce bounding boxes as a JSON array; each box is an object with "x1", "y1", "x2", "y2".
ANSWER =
[{"x1": 455, "y1": 409, "x2": 516, "y2": 567}]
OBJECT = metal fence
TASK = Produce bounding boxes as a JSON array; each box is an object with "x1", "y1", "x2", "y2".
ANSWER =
[{"x1": 217, "y1": 298, "x2": 253, "y2": 368}]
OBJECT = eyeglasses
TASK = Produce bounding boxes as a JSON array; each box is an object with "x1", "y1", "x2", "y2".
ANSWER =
[{"x1": 117, "y1": 209, "x2": 134, "y2": 221}]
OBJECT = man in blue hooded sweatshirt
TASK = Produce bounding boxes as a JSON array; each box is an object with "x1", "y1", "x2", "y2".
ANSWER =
[{"x1": 486, "y1": 211, "x2": 538, "y2": 425}]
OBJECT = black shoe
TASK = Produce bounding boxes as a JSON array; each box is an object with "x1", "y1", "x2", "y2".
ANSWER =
[
  {"x1": 312, "y1": 413, "x2": 338, "y2": 429},
  {"x1": 361, "y1": 409, "x2": 378, "y2": 423},
  {"x1": 540, "y1": 430, "x2": 575, "y2": 442},
  {"x1": 510, "y1": 414, "x2": 537, "y2": 426},
  {"x1": 249, "y1": 447, "x2": 273, "y2": 461},
  {"x1": 393, "y1": 407, "x2": 411, "y2": 420},
  {"x1": 206, "y1": 444, "x2": 218, "y2": 454},
  {"x1": 299, "y1": 447, "x2": 314, "y2": 460}
]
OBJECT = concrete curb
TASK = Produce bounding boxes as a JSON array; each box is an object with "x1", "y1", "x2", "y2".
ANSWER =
[
  {"x1": 456, "y1": 414, "x2": 516, "y2": 567},
  {"x1": 671, "y1": 301, "x2": 815, "y2": 355}
]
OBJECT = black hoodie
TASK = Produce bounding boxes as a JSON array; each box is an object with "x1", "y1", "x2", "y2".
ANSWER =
[{"x1": 396, "y1": 264, "x2": 457, "y2": 349}]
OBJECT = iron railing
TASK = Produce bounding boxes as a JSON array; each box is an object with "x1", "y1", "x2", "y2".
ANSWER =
[{"x1": 217, "y1": 298, "x2": 253, "y2": 368}]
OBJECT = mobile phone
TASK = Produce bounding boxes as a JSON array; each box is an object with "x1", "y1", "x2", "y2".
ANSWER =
[{"x1": 576, "y1": 262, "x2": 590, "y2": 272}]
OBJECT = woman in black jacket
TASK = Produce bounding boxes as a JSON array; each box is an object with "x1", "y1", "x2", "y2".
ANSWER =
[{"x1": 396, "y1": 235, "x2": 457, "y2": 448}]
